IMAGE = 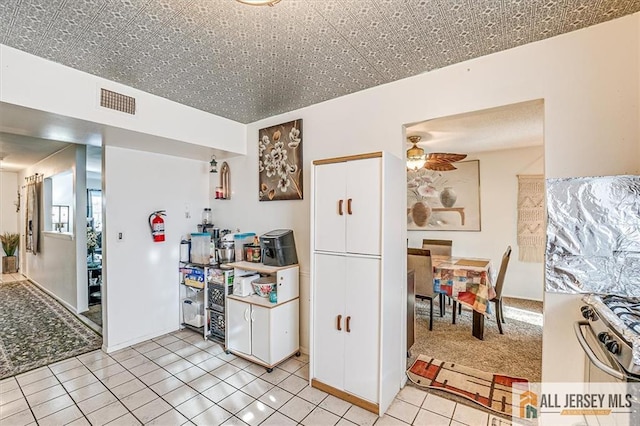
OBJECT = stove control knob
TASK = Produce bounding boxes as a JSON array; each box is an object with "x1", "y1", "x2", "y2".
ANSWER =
[
  {"x1": 580, "y1": 306, "x2": 599, "y2": 321},
  {"x1": 606, "y1": 340, "x2": 620, "y2": 355},
  {"x1": 581, "y1": 306, "x2": 593, "y2": 320},
  {"x1": 598, "y1": 331, "x2": 610, "y2": 343}
]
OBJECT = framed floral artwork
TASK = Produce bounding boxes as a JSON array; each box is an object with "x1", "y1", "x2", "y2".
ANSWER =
[
  {"x1": 407, "y1": 160, "x2": 481, "y2": 231},
  {"x1": 258, "y1": 119, "x2": 303, "y2": 201}
]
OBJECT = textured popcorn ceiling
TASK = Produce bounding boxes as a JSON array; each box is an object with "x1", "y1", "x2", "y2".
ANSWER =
[{"x1": 1, "y1": 1, "x2": 639, "y2": 124}]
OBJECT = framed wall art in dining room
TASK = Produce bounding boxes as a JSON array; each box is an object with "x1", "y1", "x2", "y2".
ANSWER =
[
  {"x1": 258, "y1": 119, "x2": 303, "y2": 201},
  {"x1": 407, "y1": 159, "x2": 481, "y2": 231}
]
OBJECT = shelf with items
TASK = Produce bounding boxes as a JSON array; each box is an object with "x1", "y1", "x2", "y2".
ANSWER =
[
  {"x1": 206, "y1": 268, "x2": 234, "y2": 344},
  {"x1": 226, "y1": 261, "x2": 299, "y2": 304},
  {"x1": 179, "y1": 260, "x2": 234, "y2": 343},
  {"x1": 225, "y1": 261, "x2": 300, "y2": 372}
]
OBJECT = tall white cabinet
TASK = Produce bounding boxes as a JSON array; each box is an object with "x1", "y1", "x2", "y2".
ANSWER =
[{"x1": 310, "y1": 152, "x2": 404, "y2": 416}]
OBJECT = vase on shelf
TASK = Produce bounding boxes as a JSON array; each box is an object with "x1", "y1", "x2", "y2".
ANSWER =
[
  {"x1": 439, "y1": 187, "x2": 457, "y2": 208},
  {"x1": 410, "y1": 201, "x2": 432, "y2": 227}
]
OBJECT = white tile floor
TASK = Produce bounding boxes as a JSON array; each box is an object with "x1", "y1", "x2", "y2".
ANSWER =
[{"x1": 0, "y1": 329, "x2": 512, "y2": 425}]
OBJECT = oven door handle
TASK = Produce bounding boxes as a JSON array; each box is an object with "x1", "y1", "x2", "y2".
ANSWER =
[{"x1": 574, "y1": 321, "x2": 626, "y2": 381}]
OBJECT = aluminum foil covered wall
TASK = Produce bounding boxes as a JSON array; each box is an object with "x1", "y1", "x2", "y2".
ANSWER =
[{"x1": 545, "y1": 175, "x2": 640, "y2": 296}]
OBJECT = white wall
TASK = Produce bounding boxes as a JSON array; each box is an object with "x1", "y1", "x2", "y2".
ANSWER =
[
  {"x1": 0, "y1": 172, "x2": 19, "y2": 236},
  {"x1": 103, "y1": 146, "x2": 209, "y2": 351},
  {"x1": 215, "y1": 14, "x2": 640, "y2": 383},
  {"x1": 0, "y1": 45, "x2": 245, "y2": 156},
  {"x1": 20, "y1": 144, "x2": 87, "y2": 312},
  {"x1": 0, "y1": 170, "x2": 19, "y2": 271}
]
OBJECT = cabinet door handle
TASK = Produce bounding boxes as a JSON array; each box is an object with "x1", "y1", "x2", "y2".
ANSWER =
[
  {"x1": 347, "y1": 198, "x2": 353, "y2": 215},
  {"x1": 338, "y1": 199, "x2": 344, "y2": 216},
  {"x1": 336, "y1": 314, "x2": 342, "y2": 331},
  {"x1": 250, "y1": 309, "x2": 255, "y2": 322},
  {"x1": 244, "y1": 308, "x2": 250, "y2": 322},
  {"x1": 346, "y1": 316, "x2": 351, "y2": 333}
]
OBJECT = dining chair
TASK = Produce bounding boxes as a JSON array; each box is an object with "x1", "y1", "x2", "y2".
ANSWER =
[
  {"x1": 490, "y1": 245, "x2": 512, "y2": 334},
  {"x1": 421, "y1": 239, "x2": 453, "y2": 256},
  {"x1": 422, "y1": 239, "x2": 453, "y2": 316},
  {"x1": 407, "y1": 248, "x2": 435, "y2": 331}
]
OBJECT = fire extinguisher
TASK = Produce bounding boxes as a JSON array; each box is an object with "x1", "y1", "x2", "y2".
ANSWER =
[{"x1": 148, "y1": 210, "x2": 166, "y2": 242}]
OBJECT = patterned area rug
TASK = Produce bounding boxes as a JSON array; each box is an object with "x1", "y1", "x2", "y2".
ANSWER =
[
  {"x1": 0, "y1": 280, "x2": 103, "y2": 379},
  {"x1": 407, "y1": 355, "x2": 529, "y2": 416}
]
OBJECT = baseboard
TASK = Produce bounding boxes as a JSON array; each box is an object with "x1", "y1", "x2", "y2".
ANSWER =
[
  {"x1": 311, "y1": 379, "x2": 379, "y2": 415},
  {"x1": 503, "y1": 295, "x2": 544, "y2": 303},
  {"x1": 104, "y1": 326, "x2": 179, "y2": 353},
  {"x1": 29, "y1": 278, "x2": 79, "y2": 314}
]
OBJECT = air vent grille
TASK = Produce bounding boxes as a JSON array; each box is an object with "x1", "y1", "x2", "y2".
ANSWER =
[{"x1": 100, "y1": 88, "x2": 136, "y2": 115}]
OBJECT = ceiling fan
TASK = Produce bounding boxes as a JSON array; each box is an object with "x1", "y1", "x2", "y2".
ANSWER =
[{"x1": 406, "y1": 135, "x2": 467, "y2": 171}]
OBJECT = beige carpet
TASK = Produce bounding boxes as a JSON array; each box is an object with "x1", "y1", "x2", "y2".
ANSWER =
[{"x1": 409, "y1": 297, "x2": 543, "y2": 383}]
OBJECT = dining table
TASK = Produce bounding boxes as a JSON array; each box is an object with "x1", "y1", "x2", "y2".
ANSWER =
[{"x1": 432, "y1": 255, "x2": 496, "y2": 340}]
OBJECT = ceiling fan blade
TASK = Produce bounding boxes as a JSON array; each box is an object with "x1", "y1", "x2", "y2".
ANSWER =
[
  {"x1": 426, "y1": 153, "x2": 467, "y2": 163},
  {"x1": 424, "y1": 162, "x2": 457, "y2": 171}
]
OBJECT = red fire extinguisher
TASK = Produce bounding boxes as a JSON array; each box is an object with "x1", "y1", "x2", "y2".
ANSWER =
[{"x1": 148, "y1": 210, "x2": 166, "y2": 242}]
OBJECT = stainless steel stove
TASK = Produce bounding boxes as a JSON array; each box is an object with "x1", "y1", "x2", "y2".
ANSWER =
[{"x1": 577, "y1": 294, "x2": 640, "y2": 382}]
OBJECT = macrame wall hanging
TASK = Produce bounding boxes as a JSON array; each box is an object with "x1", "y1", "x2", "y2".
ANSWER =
[{"x1": 517, "y1": 174, "x2": 545, "y2": 263}]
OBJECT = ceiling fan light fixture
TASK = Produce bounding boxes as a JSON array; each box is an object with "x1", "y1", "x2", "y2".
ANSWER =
[
  {"x1": 235, "y1": 0, "x2": 282, "y2": 6},
  {"x1": 406, "y1": 135, "x2": 426, "y2": 170}
]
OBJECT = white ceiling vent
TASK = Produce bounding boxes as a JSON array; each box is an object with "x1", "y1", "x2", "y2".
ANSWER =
[{"x1": 100, "y1": 88, "x2": 136, "y2": 115}]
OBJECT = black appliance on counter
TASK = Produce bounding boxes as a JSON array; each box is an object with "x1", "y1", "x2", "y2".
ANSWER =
[{"x1": 260, "y1": 229, "x2": 298, "y2": 266}]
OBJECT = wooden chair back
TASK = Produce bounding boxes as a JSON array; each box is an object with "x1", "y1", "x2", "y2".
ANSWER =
[
  {"x1": 421, "y1": 239, "x2": 453, "y2": 257},
  {"x1": 493, "y1": 245, "x2": 512, "y2": 300},
  {"x1": 407, "y1": 248, "x2": 434, "y2": 299}
]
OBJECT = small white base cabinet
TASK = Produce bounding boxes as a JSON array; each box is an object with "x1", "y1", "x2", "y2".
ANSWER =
[
  {"x1": 310, "y1": 152, "x2": 404, "y2": 416},
  {"x1": 225, "y1": 262, "x2": 300, "y2": 371}
]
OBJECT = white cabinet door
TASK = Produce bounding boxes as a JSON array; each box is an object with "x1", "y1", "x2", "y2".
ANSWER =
[
  {"x1": 227, "y1": 298, "x2": 251, "y2": 356},
  {"x1": 345, "y1": 158, "x2": 382, "y2": 256},
  {"x1": 251, "y1": 305, "x2": 270, "y2": 364},
  {"x1": 314, "y1": 158, "x2": 381, "y2": 256},
  {"x1": 344, "y1": 256, "x2": 380, "y2": 402},
  {"x1": 314, "y1": 162, "x2": 347, "y2": 253},
  {"x1": 313, "y1": 253, "x2": 346, "y2": 389}
]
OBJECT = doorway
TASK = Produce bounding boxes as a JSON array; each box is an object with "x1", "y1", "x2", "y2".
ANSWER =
[
  {"x1": 404, "y1": 99, "x2": 545, "y2": 383},
  {"x1": 82, "y1": 147, "x2": 103, "y2": 329}
]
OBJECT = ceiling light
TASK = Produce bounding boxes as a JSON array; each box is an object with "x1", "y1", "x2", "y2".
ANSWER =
[
  {"x1": 235, "y1": 0, "x2": 282, "y2": 6},
  {"x1": 406, "y1": 135, "x2": 426, "y2": 170}
]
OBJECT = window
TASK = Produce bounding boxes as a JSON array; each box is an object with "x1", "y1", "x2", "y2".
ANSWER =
[
  {"x1": 87, "y1": 189, "x2": 102, "y2": 232},
  {"x1": 51, "y1": 205, "x2": 69, "y2": 232},
  {"x1": 44, "y1": 170, "x2": 74, "y2": 233}
]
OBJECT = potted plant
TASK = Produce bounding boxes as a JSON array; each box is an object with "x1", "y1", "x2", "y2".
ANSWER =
[{"x1": 1, "y1": 232, "x2": 20, "y2": 273}]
